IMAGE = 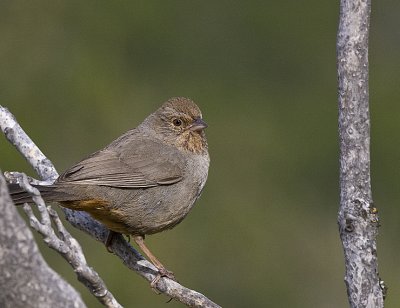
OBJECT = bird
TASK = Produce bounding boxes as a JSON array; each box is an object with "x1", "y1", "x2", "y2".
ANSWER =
[{"x1": 8, "y1": 97, "x2": 210, "y2": 284}]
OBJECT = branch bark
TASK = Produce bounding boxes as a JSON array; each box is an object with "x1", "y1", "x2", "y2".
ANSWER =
[
  {"x1": 0, "y1": 106, "x2": 221, "y2": 308},
  {"x1": 0, "y1": 171, "x2": 87, "y2": 308},
  {"x1": 17, "y1": 173, "x2": 122, "y2": 308},
  {"x1": 337, "y1": 0, "x2": 386, "y2": 306}
]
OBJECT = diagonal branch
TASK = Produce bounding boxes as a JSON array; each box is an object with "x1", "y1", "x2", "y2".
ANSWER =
[
  {"x1": 0, "y1": 171, "x2": 87, "y2": 308},
  {"x1": 0, "y1": 105, "x2": 221, "y2": 308},
  {"x1": 16, "y1": 173, "x2": 122, "y2": 308},
  {"x1": 337, "y1": 0, "x2": 386, "y2": 306}
]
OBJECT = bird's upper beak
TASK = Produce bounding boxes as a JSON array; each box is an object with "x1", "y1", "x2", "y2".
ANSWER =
[{"x1": 189, "y1": 118, "x2": 208, "y2": 131}]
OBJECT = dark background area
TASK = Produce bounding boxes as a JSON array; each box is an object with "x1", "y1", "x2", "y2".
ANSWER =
[{"x1": 1, "y1": 1, "x2": 400, "y2": 307}]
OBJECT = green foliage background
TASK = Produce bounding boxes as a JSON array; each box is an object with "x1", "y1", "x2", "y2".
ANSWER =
[{"x1": 1, "y1": 1, "x2": 400, "y2": 307}]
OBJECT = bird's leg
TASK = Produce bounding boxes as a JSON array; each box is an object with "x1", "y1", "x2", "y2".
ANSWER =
[
  {"x1": 105, "y1": 230, "x2": 118, "y2": 252},
  {"x1": 133, "y1": 235, "x2": 176, "y2": 286}
]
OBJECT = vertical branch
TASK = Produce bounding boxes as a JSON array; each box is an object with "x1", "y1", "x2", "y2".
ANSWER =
[{"x1": 337, "y1": 0, "x2": 385, "y2": 307}]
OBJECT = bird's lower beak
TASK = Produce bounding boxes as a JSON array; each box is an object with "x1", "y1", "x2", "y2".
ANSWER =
[{"x1": 189, "y1": 118, "x2": 208, "y2": 131}]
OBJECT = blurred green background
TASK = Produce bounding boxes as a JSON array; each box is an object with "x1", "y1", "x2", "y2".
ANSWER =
[{"x1": 1, "y1": 1, "x2": 400, "y2": 307}]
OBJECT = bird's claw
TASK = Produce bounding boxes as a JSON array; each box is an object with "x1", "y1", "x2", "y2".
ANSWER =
[{"x1": 150, "y1": 268, "x2": 176, "y2": 289}]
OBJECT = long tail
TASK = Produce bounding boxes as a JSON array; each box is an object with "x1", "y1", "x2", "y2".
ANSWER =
[{"x1": 7, "y1": 183, "x2": 75, "y2": 205}]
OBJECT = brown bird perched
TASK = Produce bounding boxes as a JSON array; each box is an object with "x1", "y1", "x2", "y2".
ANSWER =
[{"x1": 8, "y1": 97, "x2": 210, "y2": 283}]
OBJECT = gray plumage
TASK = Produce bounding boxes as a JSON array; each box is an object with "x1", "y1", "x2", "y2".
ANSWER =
[{"x1": 8, "y1": 97, "x2": 210, "y2": 237}]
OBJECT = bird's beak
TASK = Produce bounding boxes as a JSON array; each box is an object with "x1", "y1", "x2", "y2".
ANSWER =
[{"x1": 189, "y1": 118, "x2": 208, "y2": 131}]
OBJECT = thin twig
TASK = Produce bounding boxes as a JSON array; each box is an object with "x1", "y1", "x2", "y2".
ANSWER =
[
  {"x1": 17, "y1": 173, "x2": 122, "y2": 308},
  {"x1": 0, "y1": 171, "x2": 87, "y2": 308}
]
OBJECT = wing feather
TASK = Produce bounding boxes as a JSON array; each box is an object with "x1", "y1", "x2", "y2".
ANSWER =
[{"x1": 57, "y1": 138, "x2": 184, "y2": 188}]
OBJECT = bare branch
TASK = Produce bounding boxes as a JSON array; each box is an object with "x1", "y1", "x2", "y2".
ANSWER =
[
  {"x1": 0, "y1": 107, "x2": 58, "y2": 182},
  {"x1": 16, "y1": 173, "x2": 122, "y2": 308},
  {"x1": 0, "y1": 106, "x2": 221, "y2": 308},
  {"x1": 0, "y1": 171, "x2": 86, "y2": 308},
  {"x1": 337, "y1": 0, "x2": 386, "y2": 306}
]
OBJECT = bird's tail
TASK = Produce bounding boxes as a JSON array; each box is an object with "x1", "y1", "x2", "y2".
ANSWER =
[{"x1": 7, "y1": 183, "x2": 74, "y2": 205}]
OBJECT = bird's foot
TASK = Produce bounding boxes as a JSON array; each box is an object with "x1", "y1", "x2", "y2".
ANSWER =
[
  {"x1": 104, "y1": 230, "x2": 118, "y2": 253},
  {"x1": 150, "y1": 267, "x2": 176, "y2": 288}
]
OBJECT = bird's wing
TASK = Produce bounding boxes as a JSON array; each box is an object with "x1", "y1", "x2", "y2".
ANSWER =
[{"x1": 57, "y1": 138, "x2": 184, "y2": 188}]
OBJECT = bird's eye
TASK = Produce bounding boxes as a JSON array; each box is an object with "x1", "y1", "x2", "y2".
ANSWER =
[{"x1": 172, "y1": 118, "x2": 182, "y2": 127}]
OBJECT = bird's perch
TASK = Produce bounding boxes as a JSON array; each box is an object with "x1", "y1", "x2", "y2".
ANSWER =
[
  {"x1": 337, "y1": 0, "x2": 385, "y2": 306},
  {"x1": 0, "y1": 105, "x2": 220, "y2": 308},
  {"x1": 0, "y1": 171, "x2": 87, "y2": 308}
]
